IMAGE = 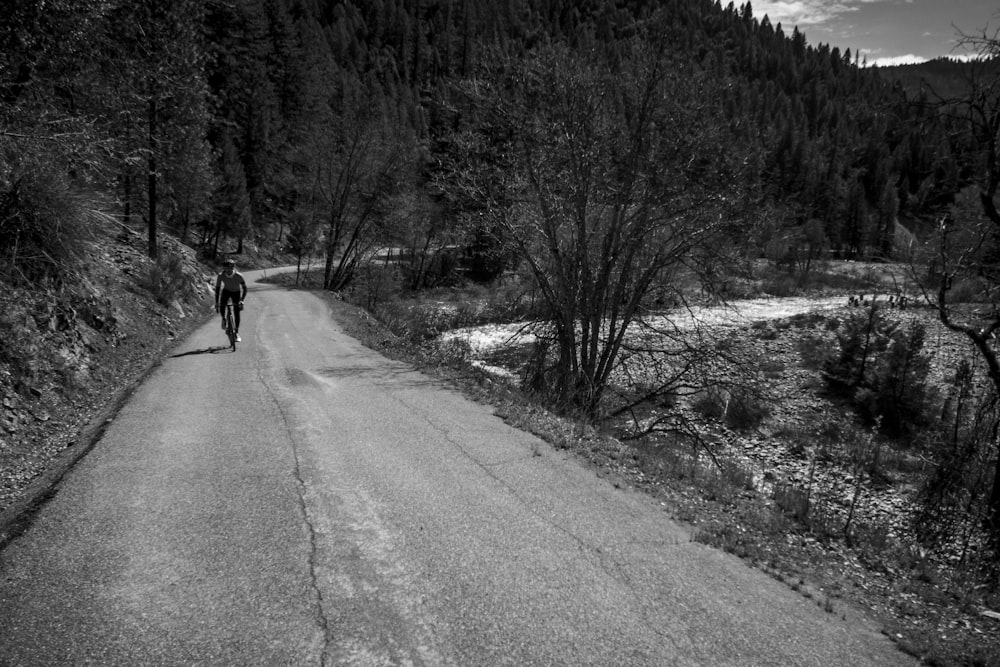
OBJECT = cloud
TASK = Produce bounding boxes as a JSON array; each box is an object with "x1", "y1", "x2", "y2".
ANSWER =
[
  {"x1": 750, "y1": 1, "x2": 861, "y2": 27},
  {"x1": 864, "y1": 53, "x2": 980, "y2": 67},
  {"x1": 868, "y1": 54, "x2": 926, "y2": 66}
]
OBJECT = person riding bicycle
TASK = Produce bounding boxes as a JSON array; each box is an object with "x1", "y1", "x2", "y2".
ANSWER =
[{"x1": 214, "y1": 258, "x2": 247, "y2": 342}]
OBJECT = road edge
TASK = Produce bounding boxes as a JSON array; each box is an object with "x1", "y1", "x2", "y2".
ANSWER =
[{"x1": 0, "y1": 315, "x2": 211, "y2": 553}]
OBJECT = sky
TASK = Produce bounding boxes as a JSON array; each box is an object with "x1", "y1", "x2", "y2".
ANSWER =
[{"x1": 749, "y1": 0, "x2": 1000, "y2": 66}]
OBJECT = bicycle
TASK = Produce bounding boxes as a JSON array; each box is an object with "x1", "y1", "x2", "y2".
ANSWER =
[{"x1": 223, "y1": 302, "x2": 237, "y2": 351}]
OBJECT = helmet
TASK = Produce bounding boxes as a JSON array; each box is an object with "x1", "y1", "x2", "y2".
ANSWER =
[{"x1": 223, "y1": 258, "x2": 236, "y2": 267}]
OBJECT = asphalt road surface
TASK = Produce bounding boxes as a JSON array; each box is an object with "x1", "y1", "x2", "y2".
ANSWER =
[{"x1": 0, "y1": 269, "x2": 915, "y2": 666}]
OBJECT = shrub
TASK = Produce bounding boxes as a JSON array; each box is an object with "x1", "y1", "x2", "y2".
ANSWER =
[
  {"x1": 773, "y1": 483, "x2": 810, "y2": 522},
  {"x1": 724, "y1": 388, "x2": 771, "y2": 430},
  {"x1": 355, "y1": 264, "x2": 402, "y2": 311},
  {"x1": 483, "y1": 282, "x2": 547, "y2": 322},
  {"x1": 914, "y1": 361, "x2": 998, "y2": 559},
  {"x1": 774, "y1": 424, "x2": 811, "y2": 458},
  {"x1": 520, "y1": 336, "x2": 555, "y2": 398},
  {"x1": 787, "y1": 311, "x2": 827, "y2": 328},
  {"x1": 701, "y1": 460, "x2": 753, "y2": 504},
  {"x1": 762, "y1": 274, "x2": 799, "y2": 297},
  {"x1": 692, "y1": 387, "x2": 726, "y2": 421},
  {"x1": 822, "y1": 305, "x2": 934, "y2": 438},
  {"x1": 866, "y1": 321, "x2": 935, "y2": 437},
  {"x1": 140, "y1": 252, "x2": 189, "y2": 305},
  {"x1": 432, "y1": 336, "x2": 473, "y2": 368},
  {"x1": 691, "y1": 386, "x2": 771, "y2": 431},
  {"x1": 797, "y1": 334, "x2": 835, "y2": 370},
  {"x1": 822, "y1": 304, "x2": 888, "y2": 394},
  {"x1": 944, "y1": 277, "x2": 986, "y2": 304},
  {"x1": 371, "y1": 300, "x2": 452, "y2": 344},
  {"x1": 693, "y1": 520, "x2": 765, "y2": 561},
  {"x1": 0, "y1": 155, "x2": 98, "y2": 285}
]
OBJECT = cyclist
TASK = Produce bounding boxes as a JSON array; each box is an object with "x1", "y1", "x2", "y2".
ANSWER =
[{"x1": 214, "y1": 258, "x2": 247, "y2": 342}]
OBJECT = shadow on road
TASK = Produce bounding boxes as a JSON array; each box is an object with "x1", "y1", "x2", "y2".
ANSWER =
[{"x1": 170, "y1": 346, "x2": 234, "y2": 358}]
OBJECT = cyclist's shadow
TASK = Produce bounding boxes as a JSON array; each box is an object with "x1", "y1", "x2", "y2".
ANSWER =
[{"x1": 171, "y1": 346, "x2": 234, "y2": 357}]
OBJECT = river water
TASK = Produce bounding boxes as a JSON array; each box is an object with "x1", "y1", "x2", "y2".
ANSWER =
[{"x1": 440, "y1": 295, "x2": 851, "y2": 354}]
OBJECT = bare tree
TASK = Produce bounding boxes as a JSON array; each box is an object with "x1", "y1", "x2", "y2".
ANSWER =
[
  {"x1": 97, "y1": 0, "x2": 212, "y2": 260},
  {"x1": 444, "y1": 33, "x2": 757, "y2": 420},
  {"x1": 294, "y1": 78, "x2": 415, "y2": 292},
  {"x1": 284, "y1": 209, "x2": 322, "y2": 286},
  {"x1": 918, "y1": 26, "x2": 1000, "y2": 537}
]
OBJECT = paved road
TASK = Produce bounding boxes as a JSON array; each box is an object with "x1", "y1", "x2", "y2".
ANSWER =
[{"x1": 0, "y1": 270, "x2": 914, "y2": 666}]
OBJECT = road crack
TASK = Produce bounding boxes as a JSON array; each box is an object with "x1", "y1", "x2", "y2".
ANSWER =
[
  {"x1": 256, "y1": 358, "x2": 332, "y2": 667},
  {"x1": 388, "y1": 392, "x2": 688, "y2": 650}
]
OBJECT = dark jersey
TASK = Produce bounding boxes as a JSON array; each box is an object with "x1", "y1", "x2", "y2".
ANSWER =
[{"x1": 215, "y1": 270, "x2": 246, "y2": 295}]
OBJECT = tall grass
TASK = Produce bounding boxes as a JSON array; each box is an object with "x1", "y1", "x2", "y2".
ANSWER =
[
  {"x1": 0, "y1": 142, "x2": 103, "y2": 285},
  {"x1": 140, "y1": 252, "x2": 190, "y2": 305}
]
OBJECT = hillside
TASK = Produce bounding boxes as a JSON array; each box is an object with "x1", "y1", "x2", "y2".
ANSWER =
[
  {"x1": 881, "y1": 57, "x2": 1000, "y2": 99},
  {"x1": 0, "y1": 226, "x2": 213, "y2": 538}
]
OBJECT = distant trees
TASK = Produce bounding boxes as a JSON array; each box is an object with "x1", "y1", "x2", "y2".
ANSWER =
[
  {"x1": 210, "y1": 133, "x2": 251, "y2": 256},
  {"x1": 100, "y1": 0, "x2": 213, "y2": 259},
  {"x1": 445, "y1": 33, "x2": 756, "y2": 418},
  {"x1": 292, "y1": 74, "x2": 417, "y2": 291},
  {"x1": 5, "y1": 0, "x2": 993, "y2": 276}
]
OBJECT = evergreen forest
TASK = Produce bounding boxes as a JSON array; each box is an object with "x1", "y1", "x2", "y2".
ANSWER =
[{"x1": 3, "y1": 0, "x2": 991, "y2": 278}]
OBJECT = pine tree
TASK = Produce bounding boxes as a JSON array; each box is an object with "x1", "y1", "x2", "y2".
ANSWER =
[
  {"x1": 101, "y1": 0, "x2": 211, "y2": 259},
  {"x1": 212, "y1": 133, "x2": 251, "y2": 258}
]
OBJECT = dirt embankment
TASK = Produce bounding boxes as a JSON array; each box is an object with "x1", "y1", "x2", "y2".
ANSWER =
[{"x1": 0, "y1": 227, "x2": 214, "y2": 529}]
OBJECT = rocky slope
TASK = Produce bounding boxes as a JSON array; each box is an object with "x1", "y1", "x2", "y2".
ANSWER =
[{"x1": 0, "y1": 225, "x2": 213, "y2": 535}]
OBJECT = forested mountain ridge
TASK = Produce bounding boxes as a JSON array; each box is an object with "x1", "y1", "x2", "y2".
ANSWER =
[
  {"x1": 275, "y1": 0, "x2": 972, "y2": 257},
  {"x1": 1, "y1": 0, "x2": 982, "y2": 281},
  {"x1": 237, "y1": 0, "x2": 997, "y2": 266},
  {"x1": 884, "y1": 57, "x2": 1000, "y2": 100},
  {"x1": 256, "y1": 0, "x2": 973, "y2": 260}
]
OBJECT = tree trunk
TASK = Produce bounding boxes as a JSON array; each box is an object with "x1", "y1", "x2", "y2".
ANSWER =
[
  {"x1": 123, "y1": 114, "x2": 132, "y2": 226},
  {"x1": 460, "y1": 0, "x2": 471, "y2": 77},
  {"x1": 123, "y1": 170, "x2": 132, "y2": 226},
  {"x1": 147, "y1": 96, "x2": 158, "y2": 260},
  {"x1": 323, "y1": 247, "x2": 335, "y2": 291},
  {"x1": 412, "y1": 0, "x2": 421, "y2": 84},
  {"x1": 989, "y1": 456, "x2": 1000, "y2": 537}
]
